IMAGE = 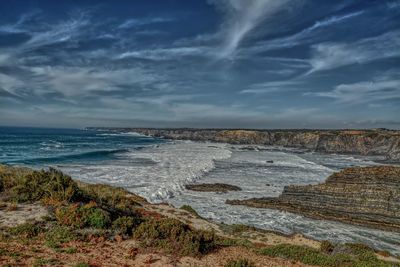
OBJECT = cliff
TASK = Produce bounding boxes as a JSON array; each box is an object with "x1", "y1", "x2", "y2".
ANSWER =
[
  {"x1": 227, "y1": 166, "x2": 400, "y2": 232},
  {"x1": 109, "y1": 128, "x2": 400, "y2": 161}
]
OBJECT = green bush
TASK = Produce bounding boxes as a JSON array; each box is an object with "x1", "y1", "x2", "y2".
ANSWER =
[
  {"x1": 224, "y1": 258, "x2": 255, "y2": 267},
  {"x1": 77, "y1": 183, "x2": 145, "y2": 214},
  {"x1": 112, "y1": 216, "x2": 135, "y2": 235},
  {"x1": 2, "y1": 167, "x2": 79, "y2": 203},
  {"x1": 55, "y1": 202, "x2": 110, "y2": 229},
  {"x1": 133, "y1": 218, "x2": 216, "y2": 257}
]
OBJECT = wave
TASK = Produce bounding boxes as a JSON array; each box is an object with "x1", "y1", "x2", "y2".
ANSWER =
[{"x1": 7, "y1": 149, "x2": 129, "y2": 164}]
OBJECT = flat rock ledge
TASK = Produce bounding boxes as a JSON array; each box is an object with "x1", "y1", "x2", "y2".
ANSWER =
[
  {"x1": 226, "y1": 166, "x2": 400, "y2": 232},
  {"x1": 185, "y1": 183, "x2": 242, "y2": 193}
]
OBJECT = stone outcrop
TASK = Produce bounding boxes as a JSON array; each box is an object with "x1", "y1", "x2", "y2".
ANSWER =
[
  {"x1": 90, "y1": 128, "x2": 400, "y2": 161},
  {"x1": 185, "y1": 183, "x2": 241, "y2": 192},
  {"x1": 226, "y1": 166, "x2": 400, "y2": 231}
]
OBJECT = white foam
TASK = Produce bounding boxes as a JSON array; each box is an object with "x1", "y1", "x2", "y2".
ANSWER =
[{"x1": 60, "y1": 141, "x2": 232, "y2": 202}]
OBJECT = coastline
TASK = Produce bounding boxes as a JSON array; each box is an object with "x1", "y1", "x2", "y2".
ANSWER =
[{"x1": 87, "y1": 127, "x2": 400, "y2": 162}]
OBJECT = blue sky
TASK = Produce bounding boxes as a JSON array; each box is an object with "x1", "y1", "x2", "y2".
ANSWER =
[{"x1": 0, "y1": 0, "x2": 399, "y2": 129}]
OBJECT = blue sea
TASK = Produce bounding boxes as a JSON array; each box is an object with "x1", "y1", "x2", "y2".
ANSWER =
[
  {"x1": 1, "y1": 126, "x2": 400, "y2": 255},
  {"x1": 0, "y1": 127, "x2": 163, "y2": 166}
]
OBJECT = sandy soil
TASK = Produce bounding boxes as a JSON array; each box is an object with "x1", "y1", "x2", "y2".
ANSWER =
[{"x1": 0, "y1": 202, "x2": 49, "y2": 227}]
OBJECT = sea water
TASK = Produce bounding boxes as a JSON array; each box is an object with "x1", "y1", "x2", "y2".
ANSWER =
[{"x1": 1, "y1": 127, "x2": 399, "y2": 255}]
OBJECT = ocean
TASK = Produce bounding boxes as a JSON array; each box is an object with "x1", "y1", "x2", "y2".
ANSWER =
[{"x1": 1, "y1": 126, "x2": 399, "y2": 254}]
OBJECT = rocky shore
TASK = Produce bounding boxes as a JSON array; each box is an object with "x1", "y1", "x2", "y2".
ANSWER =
[
  {"x1": 88, "y1": 128, "x2": 400, "y2": 161},
  {"x1": 227, "y1": 166, "x2": 400, "y2": 232}
]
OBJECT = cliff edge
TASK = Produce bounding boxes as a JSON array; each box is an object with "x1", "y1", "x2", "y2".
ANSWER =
[{"x1": 227, "y1": 166, "x2": 400, "y2": 232}]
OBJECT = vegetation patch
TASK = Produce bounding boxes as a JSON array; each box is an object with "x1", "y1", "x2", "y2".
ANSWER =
[
  {"x1": 55, "y1": 202, "x2": 111, "y2": 229},
  {"x1": 224, "y1": 258, "x2": 255, "y2": 267},
  {"x1": 45, "y1": 226, "x2": 78, "y2": 248},
  {"x1": 133, "y1": 217, "x2": 216, "y2": 257},
  {"x1": 9, "y1": 222, "x2": 45, "y2": 238},
  {"x1": 259, "y1": 243, "x2": 399, "y2": 267},
  {"x1": 112, "y1": 216, "x2": 135, "y2": 235}
]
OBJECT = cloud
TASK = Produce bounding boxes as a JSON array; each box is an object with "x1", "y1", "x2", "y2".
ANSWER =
[
  {"x1": 248, "y1": 10, "x2": 364, "y2": 53},
  {"x1": 118, "y1": 17, "x2": 175, "y2": 29},
  {"x1": 210, "y1": 0, "x2": 294, "y2": 59},
  {"x1": 117, "y1": 46, "x2": 214, "y2": 61},
  {"x1": 307, "y1": 30, "x2": 400, "y2": 74},
  {"x1": 240, "y1": 80, "x2": 302, "y2": 94},
  {"x1": 309, "y1": 76, "x2": 400, "y2": 104}
]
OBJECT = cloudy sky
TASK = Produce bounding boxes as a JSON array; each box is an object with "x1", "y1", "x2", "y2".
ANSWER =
[{"x1": 0, "y1": 0, "x2": 399, "y2": 129}]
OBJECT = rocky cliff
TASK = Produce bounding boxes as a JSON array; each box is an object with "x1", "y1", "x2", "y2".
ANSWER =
[
  {"x1": 110, "y1": 128, "x2": 400, "y2": 161},
  {"x1": 226, "y1": 166, "x2": 400, "y2": 231}
]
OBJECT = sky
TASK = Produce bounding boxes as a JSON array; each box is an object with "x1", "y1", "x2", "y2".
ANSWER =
[{"x1": 0, "y1": 0, "x2": 399, "y2": 129}]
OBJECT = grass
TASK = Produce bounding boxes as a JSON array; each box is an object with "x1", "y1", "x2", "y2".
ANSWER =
[
  {"x1": 9, "y1": 222, "x2": 45, "y2": 238},
  {"x1": 33, "y1": 258, "x2": 59, "y2": 267},
  {"x1": 44, "y1": 226, "x2": 78, "y2": 248},
  {"x1": 133, "y1": 217, "x2": 217, "y2": 257},
  {"x1": 224, "y1": 258, "x2": 255, "y2": 267},
  {"x1": 73, "y1": 263, "x2": 90, "y2": 267},
  {"x1": 259, "y1": 243, "x2": 400, "y2": 267}
]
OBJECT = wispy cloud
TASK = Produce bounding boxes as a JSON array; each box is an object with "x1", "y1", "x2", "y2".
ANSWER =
[
  {"x1": 118, "y1": 16, "x2": 175, "y2": 29},
  {"x1": 308, "y1": 76, "x2": 400, "y2": 104},
  {"x1": 117, "y1": 46, "x2": 214, "y2": 61},
  {"x1": 210, "y1": 0, "x2": 294, "y2": 59},
  {"x1": 240, "y1": 80, "x2": 302, "y2": 94},
  {"x1": 249, "y1": 10, "x2": 365, "y2": 54},
  {"x1": 307, "y1": 30, "x2": 400, "y2": 74}
]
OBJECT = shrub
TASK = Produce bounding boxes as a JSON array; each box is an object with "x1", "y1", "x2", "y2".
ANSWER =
[
  {"x1": 112, "y1": 216, "x2": 135, "y2": 235},
  {"x1": 133, "y1": 218, "x2": 216, "y2": 257},
  {"x1": 77, "y1": 183, "x2": 145, "y2": 214},
  {"x1": 55, "y1": 202, "x2": 110, "y2": 229},
  {"x1": 320, "y1": 240, "x2": 335, "y2": 253},
  {"x1": 73, "y1": 263, "x2": 90, "y2": 267},
  {"x1": 224, "y1": 258, "x2": 255, "y2": 267},
  {"x1": 180, "y1": 205, "x2": 201, "y2": 218},
  {"x1": 4, "y1": 167, "x2": 79, "y2": 203}
]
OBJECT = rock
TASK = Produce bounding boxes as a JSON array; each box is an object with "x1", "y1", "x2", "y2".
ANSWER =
[
  {"x1": 185, "y1": 183, "x2": 242, "y2": 193},
  {"x1": 226, "y1": 166, "x2": 400, "y2": 232},
  {"x1": 95, "y1": 128, "x2": 400, "y2": 161},
  {"x1": 266, "y1": 160, "x2": 274, "y2": 163}
]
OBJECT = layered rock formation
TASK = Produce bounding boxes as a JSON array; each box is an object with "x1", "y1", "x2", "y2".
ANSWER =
[
  {"x1": 93, "y1": 128, "x2": 400, "y2": 161},
  {"x1": 185, "y1": 183, "x2": 241, "y2": 192},
  {"x1": 227, "y1": 166, "x2": 400, "y2": 231}
]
